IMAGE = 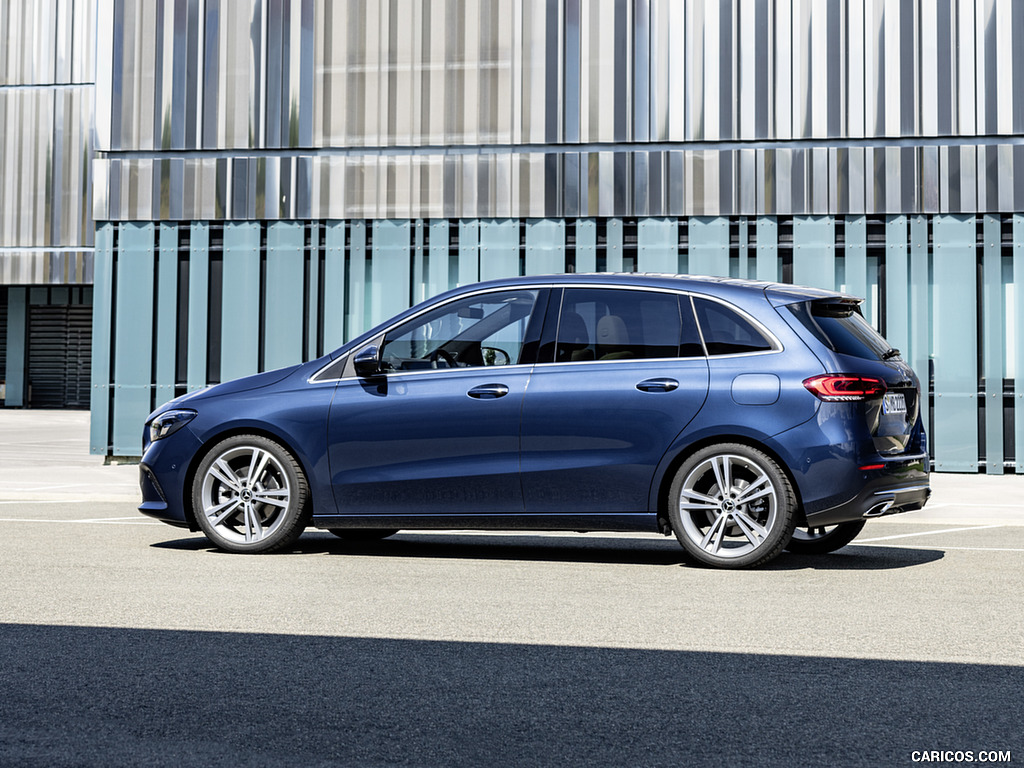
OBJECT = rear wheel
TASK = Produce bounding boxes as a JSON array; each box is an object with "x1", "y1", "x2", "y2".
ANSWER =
[
  {"x1": 328, "y1": 529, "x2": 399, "y2": 541},
  {"x1": 785, "y1": 520, "x2": 865, "y2": 555},
  {"x1": 668, "y1": 444, "x2": 797, "y2": 569},
  {"x1": 192, "y1": 435, "x2": 310, "y2": 553}
]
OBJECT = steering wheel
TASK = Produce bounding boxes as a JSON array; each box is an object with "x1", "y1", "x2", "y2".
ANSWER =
[{"x1": 429, "y1": 348, "x2": 458, "y2": 368}]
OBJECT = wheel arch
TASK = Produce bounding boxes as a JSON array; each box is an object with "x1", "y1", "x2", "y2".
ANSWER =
[
  {"x1": 182, "y1": 425, "x2": 316, "y2": 531},
  {"x1": 652, "y1": 434, "x2": 808, "y2": 534}
]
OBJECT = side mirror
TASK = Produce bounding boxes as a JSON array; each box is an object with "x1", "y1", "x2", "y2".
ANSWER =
[{"x1": 353, "y1": 345, "x2": 382, "y2": 378}]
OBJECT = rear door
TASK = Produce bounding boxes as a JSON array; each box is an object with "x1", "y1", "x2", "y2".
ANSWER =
[{"x1": 519, "y1": 287, "x2": 709, "y2": 513}]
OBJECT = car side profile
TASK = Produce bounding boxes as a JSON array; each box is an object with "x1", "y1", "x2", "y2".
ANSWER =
[{"x1": 140, "y1": 273, "x2": 930, "y2": 568}]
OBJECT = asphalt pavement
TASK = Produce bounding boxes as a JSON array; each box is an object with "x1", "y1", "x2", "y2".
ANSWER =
[{"x1": 1, "y1": 409, "x2": 1022, "y2": 767}]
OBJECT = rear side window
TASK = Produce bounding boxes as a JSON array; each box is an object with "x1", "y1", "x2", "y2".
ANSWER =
[
  {"x1": 692, "y1": 297, "x2": 774, "y2": 356},
  {"x1": 553, "y1": 288, "x2": 700, "y2": 362},
  {"x1": 789, "y1": 301, "x2": 892, "y2": 361}
]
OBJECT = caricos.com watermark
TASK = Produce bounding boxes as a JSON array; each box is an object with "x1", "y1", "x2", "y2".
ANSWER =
[{"x1": 911, "y1": 751, "x2": 1012, "y2": 763}]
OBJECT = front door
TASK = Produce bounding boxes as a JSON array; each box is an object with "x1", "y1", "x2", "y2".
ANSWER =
[{"x1": 328, "y1": 288, "x2": 542, "y2": 517}]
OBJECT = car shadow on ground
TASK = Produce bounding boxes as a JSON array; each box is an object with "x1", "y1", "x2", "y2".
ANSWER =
[
  {"x1": 152, "y1": 532, "x2": 944, "y2": 570},
  {"x1": 1, "y1": 623, "x2": 1018, "y2": 767}
]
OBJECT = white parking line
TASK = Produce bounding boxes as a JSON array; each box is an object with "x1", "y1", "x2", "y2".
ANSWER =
[
  {"x1": 854, "y1": 524, "x2": 1006, "y2": 543},
  {"x1": 920, "y1": 502, "x2": 1024, "y2": 510},
  {"x1": 0, "y1": 517, "x2": 161, "y2": 525},
  {"x1": 850, "y1": 543, "x2": 1024, "y2": 553},
  {"x1": 0, "y1": 484, "x2": 133, "y2": 492},
  {"x1": 0, "y1": 500, "x2": 91, "y2": 504}
]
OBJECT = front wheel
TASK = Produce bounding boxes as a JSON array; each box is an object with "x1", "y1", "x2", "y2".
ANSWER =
[
  {"x1": 668, "y1": 444, "x2": 797, "y2": 569},
  {"x1": 785, "y1": 520, "x2": 866, "y2": 555},
  {"x1": 192, "y1": 434, "x2": 311, "y2": 553}
]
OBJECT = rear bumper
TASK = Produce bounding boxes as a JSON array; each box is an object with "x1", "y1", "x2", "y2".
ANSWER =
[{"x1": 805, "y1": 457, "x2": 930, "y2": 526}]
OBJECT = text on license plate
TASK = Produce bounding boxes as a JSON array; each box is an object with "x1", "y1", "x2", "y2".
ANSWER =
[{"x1": 882, "y1": 392, "x2": 907, "y2": 415}]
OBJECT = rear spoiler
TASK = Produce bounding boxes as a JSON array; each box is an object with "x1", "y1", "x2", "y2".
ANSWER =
[{"x1": 764, "y1": 284, "x2": 864, "y2": 309}]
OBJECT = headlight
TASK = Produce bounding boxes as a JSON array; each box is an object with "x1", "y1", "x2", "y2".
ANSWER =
[{"x1": 149, "y1": 409, "x2": 197, "y2": 442}]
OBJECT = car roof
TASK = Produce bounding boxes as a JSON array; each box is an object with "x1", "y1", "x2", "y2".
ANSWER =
[{"x1": 456, "y1": 272, "x2": 860, "y2": 305}]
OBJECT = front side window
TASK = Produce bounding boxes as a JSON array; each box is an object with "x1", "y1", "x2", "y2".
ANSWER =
[
  {"x1": 553, "y1": 288, "x2": 700, "y2": 362},
  {"x1": 380, "y1": 290, "x2": 539, "y2": 371},
  {"x1": 692, "y1": 297, "x2": 774, "y2": 356}
]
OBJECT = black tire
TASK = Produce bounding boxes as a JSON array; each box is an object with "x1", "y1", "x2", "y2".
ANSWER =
[
  {"x1": 192, "y1": 434, "x2": 311, "y2": 553},
  {"x1": 328, "y1": 528, "x2": 399, "y2": 541},
  {"x1": 668, "y1": 443, "x2": 797, "y2": 569},
  {"x1": 785, "y1": 520, "x2": 866, "y2": 555}
]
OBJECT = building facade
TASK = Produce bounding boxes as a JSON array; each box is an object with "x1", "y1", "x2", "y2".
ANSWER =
[
  {"x1": 2, "y1": 1, "x2": 1022, "y2": 473},
  {"x1": 1, "y1": 1, "x2": 96, "y2": 409}
]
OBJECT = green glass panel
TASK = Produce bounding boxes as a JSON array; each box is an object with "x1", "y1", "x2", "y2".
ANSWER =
[
  {"x1": 755, "y1": 217, "x2": 778, "y2": 283},
  {"x1": 221, "y1": 223, "x2": 261, "y2": 381},
  {"x1": 187, "y1": 223, "x2": 209, "y2": 390},
  {"x1": 884, "y1": 216, "x2": 909, "y2": 353},
  {"x1": 265, "y1": 222, "x2": 305, "y2": 370},
  {"x1": 307, "y1": 223, "x2": 321, "y2": 361},
  {"x1": 458, "y1": 221, "x2": 480, "y2": 286},
  {"x1": 480, "y1": 219, "x2": 520, "y2": 280},
  {"x1": 112, "y1": 223, "x2": 155, "y2": 456},
  {"x1": 845, "y1": 216, "x2": 868, "y2": 301},
  {"x1": 346, "y1": 221, "x2": 367, "y2": 339},
  {"x1": 154, "y1": 224, "x2": 178, "y2": 407},
  {"x1": 689, "y1": 217, "x2": 729, "y2": 277},
  {"x1": 982, "y1": 215, "x2": 1004, "y2": 473},
  {"x1": 605, "y1": 219, "x2": 624, "y2": 272},
  {"x1": 525, "y1": 219, "x2": 565, "y2": 275},
  {"x1": 931, "y1": 215, "x2": 978, "y2": 472},
  {"x1": 637, "y1": 218, "x2": 678, "y2": 273},
  {"x1": 323, "y1": 221, "x2": 346, "y2": 349},
  {"x1": 371, "y1": 220, "x2": 412, "y2": 327},
  {"x1": 792, "y1": 217, "x2": 835, "y2": 291},
  {"x1": 427, "y1": 220, "x2": 451, "y2": 298},
  {"x1": 1015, "y1": 215, "x2": 1024, "y2": 473},
  {"x1": 575, "y1": 219, "x2": 597, "y2": 273},
  {"x1": 909, "y1": 215, "x2": 930, "y2": 449},
  {"x1": 89, "y1": 225, "x2": 114, "y2": 454}
]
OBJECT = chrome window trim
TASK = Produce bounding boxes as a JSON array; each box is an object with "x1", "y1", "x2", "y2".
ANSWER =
[
  {"x1": 307, "y1": 280, "x2": 787, "y2": 383},
  {"x1": 336, "y1": 362, "x2": 538, "y2": 382}
]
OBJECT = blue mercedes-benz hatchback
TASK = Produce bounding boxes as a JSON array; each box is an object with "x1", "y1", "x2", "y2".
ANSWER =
[{"x1": 140, "y1": 273, "x2": 930, "y2": 568}]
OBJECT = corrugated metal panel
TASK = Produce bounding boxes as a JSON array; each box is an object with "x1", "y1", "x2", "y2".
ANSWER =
[
  {"x1": 92, "y1": 0, "x2": 1023, "y2": 149},
  {"x1": 94, "y1": 1, "x2": 1024, "y2": 221},
  {"x1": 93, "y1": 143, "x2": 1024, "y2": 222},
  {"x1": 0, "y1": 0, "x2": 95, "y2": 286}
]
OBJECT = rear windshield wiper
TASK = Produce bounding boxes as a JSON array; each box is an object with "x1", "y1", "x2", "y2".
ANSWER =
[{"x1": 882, "y1": 347, "x2": 901, "y2": 360}]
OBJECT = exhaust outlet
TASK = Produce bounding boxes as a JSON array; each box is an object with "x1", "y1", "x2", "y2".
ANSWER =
[{"x1": 864, "y1": 499, "x2": 895, "y2": 517}]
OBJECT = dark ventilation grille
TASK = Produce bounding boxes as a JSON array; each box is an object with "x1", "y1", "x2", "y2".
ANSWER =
[
  {"x1": 27, "y1": 304, "x2": 92, "y2": 409},
  {"x1": 0, "y1": 288, "x2": 8, "y2": 404}
]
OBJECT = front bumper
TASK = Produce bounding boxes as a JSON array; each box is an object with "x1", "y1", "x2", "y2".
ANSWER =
[{"x1": 138, "y1": 424, "x2": 203, "y2": 529}]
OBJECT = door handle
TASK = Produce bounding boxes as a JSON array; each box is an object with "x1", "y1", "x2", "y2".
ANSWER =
[
  {"x1": 467, "y1": 383, "x2": 510, "y2": 399},
  {"x1": 635, "y1": 378, "x2": 679, "y2": 393}
]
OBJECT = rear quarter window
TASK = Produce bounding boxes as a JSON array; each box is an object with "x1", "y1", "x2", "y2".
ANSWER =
[{"x1": 692, "y1": 297, "x2": 774, "y2": 356}]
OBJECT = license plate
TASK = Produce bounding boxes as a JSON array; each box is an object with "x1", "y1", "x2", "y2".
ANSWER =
[{"x1": 882, "y1": 392, "x2": 907, "y2": 415}]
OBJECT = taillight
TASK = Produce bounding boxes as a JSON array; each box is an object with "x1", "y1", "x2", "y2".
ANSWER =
[{"x1": 803, "y1": 374, "x2": 887, "y2": 401}]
